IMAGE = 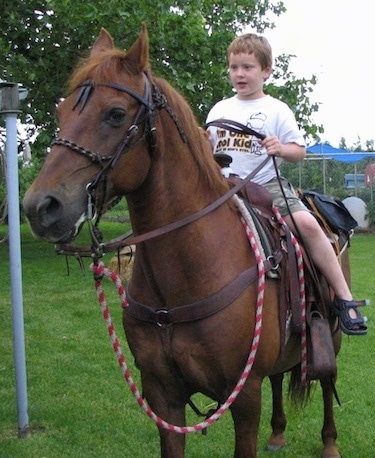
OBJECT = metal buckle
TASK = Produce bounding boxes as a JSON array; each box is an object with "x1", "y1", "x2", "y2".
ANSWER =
[{"x1": 155, "y1": 309, "x2": 170, "y2": 327}]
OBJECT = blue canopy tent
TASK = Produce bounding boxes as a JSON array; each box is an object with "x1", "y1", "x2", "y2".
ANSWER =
[{"x1": 307, "y1": 143, "x2": 375, "y2": 163}]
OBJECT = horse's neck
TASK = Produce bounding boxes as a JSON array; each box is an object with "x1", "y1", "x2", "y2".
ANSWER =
[
  {"x1": 127, "y1": 148, "x2": 219, "y2": 235},
  {"x1": 126, "y1": 153, "x2": 244, "y2": 298}
]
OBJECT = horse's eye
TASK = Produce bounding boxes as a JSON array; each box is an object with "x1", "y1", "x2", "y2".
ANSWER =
[{"x1": 107, "y1": 108, "x2": 126, "y2": 126}]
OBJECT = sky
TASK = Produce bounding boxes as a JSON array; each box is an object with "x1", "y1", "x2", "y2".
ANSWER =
[{"x1": 256, "y1": 0, "x2": 375, "y2": 147}]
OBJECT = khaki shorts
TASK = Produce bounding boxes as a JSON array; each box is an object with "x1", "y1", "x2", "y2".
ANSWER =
[{"x1": 263, "y1": 177, "x2": 309, "y2": 216}]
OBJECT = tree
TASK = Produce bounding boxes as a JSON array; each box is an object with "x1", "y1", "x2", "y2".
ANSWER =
[{"x1": 1, "y1": 0, "x2": 320, "y2": 159}]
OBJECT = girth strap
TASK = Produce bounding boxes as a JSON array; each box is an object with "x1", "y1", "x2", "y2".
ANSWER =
[{"x1": 124, "y1": 253, "x2": 282, "y2": 325}]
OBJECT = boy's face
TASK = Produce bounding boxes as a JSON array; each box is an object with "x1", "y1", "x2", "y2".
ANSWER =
[{"x1": 228, "y1": 52, "x2": 271, "y2": 100}]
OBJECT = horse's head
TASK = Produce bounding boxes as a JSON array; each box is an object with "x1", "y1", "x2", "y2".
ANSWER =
[
  {"x1": 24, "y1": 23, "x2": 225, "y2": 247},
  {"x1": 23, "y1": 24, "x2": 156, "y2": 243}
]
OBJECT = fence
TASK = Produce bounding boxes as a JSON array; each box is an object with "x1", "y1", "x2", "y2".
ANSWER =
[{"x1": 280, "y1": 153, "x2": 375, "y2": 226}]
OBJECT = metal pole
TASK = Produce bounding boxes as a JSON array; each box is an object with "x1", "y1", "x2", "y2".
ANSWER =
[{"x1": 0, "y1": 83, "x2": 29, "y2": 438}]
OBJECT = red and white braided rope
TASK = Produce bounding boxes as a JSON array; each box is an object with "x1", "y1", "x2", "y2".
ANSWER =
[
  {"x1": 272, "y1": 207, "x2": 307, "y2": 386},
  {"x1": 90, "y1": 220, "x2": 265, "y2": 434}
]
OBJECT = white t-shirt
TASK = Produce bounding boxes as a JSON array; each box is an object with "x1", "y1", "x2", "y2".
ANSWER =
[{"x1": 206, "y1": 95, "x2": 305, "y2": 185}]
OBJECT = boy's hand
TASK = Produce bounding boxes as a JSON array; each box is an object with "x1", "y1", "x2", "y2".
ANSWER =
[{"x1": 261, "y1": 136, "x2": 283, "y2": 157}]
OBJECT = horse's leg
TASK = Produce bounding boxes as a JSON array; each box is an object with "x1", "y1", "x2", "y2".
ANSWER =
[
  {"x1": 230, "y1": 376, "x2": 262, "y2": 458},
  {"x1": 320, "y1": 377, "x2": 340, "y2": 458},
  {"x1": 157, "y1": 409, "x2": 186, "y2": 458},
  {"x1": 267, "y1": 373, "x2": 287, "y2": 451},
  {"x1": 319, "y1": 298, "x2": 341, "y2": 458},
  {"x1": 142, "y1": 378, "x2": 187, "y2": 458}
]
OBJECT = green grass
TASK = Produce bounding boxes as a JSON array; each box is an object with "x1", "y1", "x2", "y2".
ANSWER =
[{"x1": 1, "y1": 226, "x2": 374, "y2": 457}]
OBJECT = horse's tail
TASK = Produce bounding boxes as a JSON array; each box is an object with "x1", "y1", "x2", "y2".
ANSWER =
[{"x1": 287, "y1": 364, "x2": 314, "y2": 409}]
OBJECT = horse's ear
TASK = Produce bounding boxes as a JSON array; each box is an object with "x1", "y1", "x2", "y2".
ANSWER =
[
  {"x1": 124, "y1": 22, "x2": 149, "y2": 73},
  {"x1": 91, "y1": 28, "x2": 114, "y2": 55}
]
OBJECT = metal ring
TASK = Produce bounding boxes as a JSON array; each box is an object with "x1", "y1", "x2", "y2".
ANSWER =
[
  {"x1": 266, "y1": 255, "x2": 279, "y2": 271},
  {"x1": 155, "y1": 309, "x2": 170, "y2": 327}
]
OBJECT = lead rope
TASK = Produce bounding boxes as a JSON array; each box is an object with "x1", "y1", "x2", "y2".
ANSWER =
[{"x1": 90, "y1": 213, "x2": 266, "y2": 434}]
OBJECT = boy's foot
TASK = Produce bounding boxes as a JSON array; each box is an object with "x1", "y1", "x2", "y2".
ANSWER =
[{"x1": 332, "y1": 297, "x2": 369, "y2": 335}]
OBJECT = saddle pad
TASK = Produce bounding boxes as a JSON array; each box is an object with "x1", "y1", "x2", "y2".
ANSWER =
[{"x1": 240, "y1": 198, "x2": 280, "y2": 279}]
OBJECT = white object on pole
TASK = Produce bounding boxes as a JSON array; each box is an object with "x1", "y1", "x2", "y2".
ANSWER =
[{"x1": 342, "y1": 196, "x2": 369, "y2": 229}]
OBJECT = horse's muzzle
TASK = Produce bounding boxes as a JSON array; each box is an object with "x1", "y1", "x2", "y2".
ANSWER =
[{"x1": 22, "y1": 190, "x2": 86, "y2": 243}]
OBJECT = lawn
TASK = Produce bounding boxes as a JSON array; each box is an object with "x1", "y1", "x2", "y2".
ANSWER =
[{"x1": 1, "y1": 225, "x2": 374, "y2": 457}]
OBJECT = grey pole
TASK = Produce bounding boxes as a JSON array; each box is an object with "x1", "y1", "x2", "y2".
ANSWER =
[{"x1": 0, "y1": 82, "x2": 30, "y2": 438}]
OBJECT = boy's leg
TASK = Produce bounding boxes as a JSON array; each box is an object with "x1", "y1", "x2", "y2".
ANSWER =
[
  {"x1": 263, "y1": 177, "x2": 367, "y2": 335},
  {"x1": 283, "y1": 210, "x2": 367, "y2": 335}
]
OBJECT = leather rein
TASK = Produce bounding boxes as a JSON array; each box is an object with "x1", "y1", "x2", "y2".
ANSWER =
[{"x1": 53, "y1": 71, "x2": 270, "y2": 259}]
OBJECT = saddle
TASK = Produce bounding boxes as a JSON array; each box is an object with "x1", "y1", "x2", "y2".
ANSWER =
[{"x1": 226, "y1": 175, "x2": 347, "y2": 381}]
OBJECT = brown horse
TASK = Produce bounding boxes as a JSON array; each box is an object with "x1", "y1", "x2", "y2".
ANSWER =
[{"x1": 23, "y1": 25, "x2": 343, "y2": 457}]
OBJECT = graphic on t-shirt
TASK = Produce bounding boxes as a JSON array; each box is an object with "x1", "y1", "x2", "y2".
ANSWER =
[
  {"x1": 215, "y1": 112, "x2": 267, "y2": 156},
  {"x1": 246, "y1": 112, "x2": 266, "y2": 155}
]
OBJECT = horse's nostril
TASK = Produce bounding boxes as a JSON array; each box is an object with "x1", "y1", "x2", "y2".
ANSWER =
[{"x1": 37, "y1": 195, "x2": 63, "y2": 228}]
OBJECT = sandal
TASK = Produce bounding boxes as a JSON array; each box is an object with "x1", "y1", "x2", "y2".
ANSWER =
[{"x1": 332, "y1": 297, "x2": 369, "y2": 336}]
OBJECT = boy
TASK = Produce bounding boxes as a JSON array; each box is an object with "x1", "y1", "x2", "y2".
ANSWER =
[{"x1": 206, "y1": 33, "x2": 367, "y2": 335}]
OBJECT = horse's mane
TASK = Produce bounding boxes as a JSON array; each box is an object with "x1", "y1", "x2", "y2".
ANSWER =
[
  {"x1": 152, "y1": 76, "x2": 229, "y2": 194},
  {"x1": 67, "y1": 47, "x2": 229, "y2": 196}
]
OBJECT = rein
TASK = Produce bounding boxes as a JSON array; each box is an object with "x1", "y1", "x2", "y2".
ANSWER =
[
  {"x1": 56, "y1": 155, "x2": 271, "y2": 257},
  {"x1": 205, "y1": 118, "x2": 266, "y2": 140}
]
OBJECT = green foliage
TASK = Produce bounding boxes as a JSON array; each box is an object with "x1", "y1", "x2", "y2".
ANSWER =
[
  {"x1": 18, "y1": 158, "x2": 43, "y2": 197},
  {"x1": 267, "y1": 54, "x2": 322, "y2": 139},
  {"x1": 1, "y1": 0, "x2": 321, "y2": 160},
  {"x1": 365, "y1": 200, "x2": 375, "y2": 226}
]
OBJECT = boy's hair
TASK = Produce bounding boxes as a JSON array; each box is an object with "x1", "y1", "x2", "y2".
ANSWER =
[{"x1": 227, "y1": 33, "x2": 273, "y2": 69}]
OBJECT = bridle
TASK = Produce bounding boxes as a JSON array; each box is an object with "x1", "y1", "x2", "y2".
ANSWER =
[
  {"x1": 52, "y1": 72, "x2": 188, "y2": 256},
  {"x1": 53, "y1": 73, "x2": 158, "y2": 206},
  {"x1": 53, "y1": 72, "x2": 188, "y2": 165},
  {"x1": 53, "y1": 74, "x2": 270, "y2": 259}
]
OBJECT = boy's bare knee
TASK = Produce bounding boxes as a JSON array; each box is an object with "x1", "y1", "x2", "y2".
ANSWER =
[{"x1": 285, "y1": 211, "x2": 321, "y2": 237}]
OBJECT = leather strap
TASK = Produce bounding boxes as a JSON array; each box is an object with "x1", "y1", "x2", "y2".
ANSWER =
[
  {"x1": 124, "y1": 253, "x2": 282, "y2": 325},
  {"x1": 56, "y1": 156, "x2": 272, "y2": 256},
  {"x1": 206, "y1": 119, "x2": 266, "y2": 141}
]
